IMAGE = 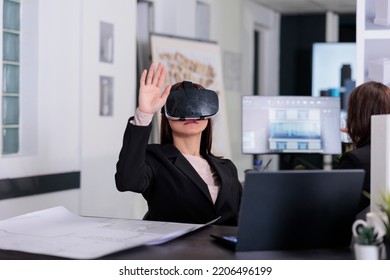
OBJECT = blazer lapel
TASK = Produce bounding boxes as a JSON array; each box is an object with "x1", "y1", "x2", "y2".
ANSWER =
[
  {"x1": 163, "y1": 145, "x2": 213, "y2": 203},
  {"x1": 206, "y1": 156, "x2": 230, "y2": 207},
  {"x1": 175, "y1": 156, "x2": 215, "y2": 203}
]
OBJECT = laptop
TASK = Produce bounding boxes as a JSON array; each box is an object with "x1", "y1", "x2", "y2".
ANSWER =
[{"x1": 211, "y1": 169, "x2": 365, "y2": 251}]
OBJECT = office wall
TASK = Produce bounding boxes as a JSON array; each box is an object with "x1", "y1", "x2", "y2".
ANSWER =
[
  {"x1": 0, "y1": 0, "x2": 145, "y2": 220},
  {"x1": 279, "y1": 15, "x2": 326, "y2": 96},
  {"x1": 0, "y1": 0, "x2": 82, "y2": 219},
  {"x1": 0, "y1": 1, "x2": 81, "y2": 179},
  {"x1": 78, "y1": 0, "x2": 147, "y2": 219},
  {"x1": 0, "y1": 0, "x2": 280, "y2": 220}
]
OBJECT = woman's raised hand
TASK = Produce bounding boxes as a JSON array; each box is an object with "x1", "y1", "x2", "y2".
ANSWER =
[{"x1": 138, "y1": 63, "x2": 171, "y2": 115}]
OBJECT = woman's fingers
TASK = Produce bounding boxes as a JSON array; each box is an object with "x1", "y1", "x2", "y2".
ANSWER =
[
  {"x1": 144, "y1": 62, "x2": 166, "y2": 87},
  {"x1": 138, "y1": 63, "x2": 170, "y2": 114},
  {"x1": 153, "y1": 63, "x2": 164, "y2": 86},
  {"x1": 139, "y1": 69, "x2": 147, "y2": 86},
  {"x1": 141, "y1": 62, "x2": 169, "y2": 98},
  {"x1": 146, "y1": 63, "x2": 155, "y2": 85},
  {"x1": 161, "y1": 84, "x2": 172, "y2": 101},
  {"x1": 156, "y1": 65, "x2": 167, "y2": 89}
]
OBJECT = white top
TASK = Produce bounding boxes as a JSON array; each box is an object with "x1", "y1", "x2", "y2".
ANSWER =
[
  {"x1": 183, "y1": 154, "x2": 220, "y2": 204},
  {"x1": 131, "y1": 108, "x2": 154, "y2": 125}
]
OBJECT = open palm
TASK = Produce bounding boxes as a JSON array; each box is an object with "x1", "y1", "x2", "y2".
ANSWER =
[{"x1": 138, "y1": 63, "x2": 171, "y2": 115}]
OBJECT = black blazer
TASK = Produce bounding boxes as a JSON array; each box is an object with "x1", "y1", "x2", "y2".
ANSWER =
[
  {"x1": 336, "y1": 144, "x2": 370, "y2": 211},
  {"x1": 115, "y1": 118, "x2": 243, "y2": 226}
]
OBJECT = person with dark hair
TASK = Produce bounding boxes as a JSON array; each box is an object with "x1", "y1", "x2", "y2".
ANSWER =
[
  {"x1": 337, "y1": 81, "x2": 390, "y2": 211},
  {"x1": 115, "y1": 63, "x2": 242, "y2": 226}
]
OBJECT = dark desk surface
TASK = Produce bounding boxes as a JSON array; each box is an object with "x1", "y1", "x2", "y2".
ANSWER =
[{"x1": 0, "y1": 225, "x2": 354, "y2": 260}]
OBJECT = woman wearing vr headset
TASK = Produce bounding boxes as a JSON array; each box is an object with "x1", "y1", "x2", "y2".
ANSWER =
[{"x1": 115, "y1": 63, "x2": 242, "y2": 226}]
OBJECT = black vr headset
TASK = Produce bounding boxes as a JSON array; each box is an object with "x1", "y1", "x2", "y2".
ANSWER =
[{"x1": 163, "y1": 81, "x2": 219, "y2": 120}]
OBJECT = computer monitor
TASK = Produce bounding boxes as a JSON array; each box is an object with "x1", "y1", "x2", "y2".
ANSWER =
[
  {"x1": 242, "y1": 95, "x2": 341, "y2": 155},
  {"x1": 311, "y1": 42, "x2": 356, "y2": 99}
]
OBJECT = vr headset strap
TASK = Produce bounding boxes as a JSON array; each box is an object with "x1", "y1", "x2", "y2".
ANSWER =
[{"x1": 183, "y1": 81, "x2": 198, "y2": 99}]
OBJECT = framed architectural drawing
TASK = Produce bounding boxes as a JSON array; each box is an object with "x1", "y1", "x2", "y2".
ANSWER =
[
  {"x1": 99, "y1": 76, "x2": 114, "y2": 116},
  {"x1": 151, "y1": 34, "x2": 231, "y2": 157},
  {"x1": 99, "y1": 21, "x2": 114, "y2": 63}
]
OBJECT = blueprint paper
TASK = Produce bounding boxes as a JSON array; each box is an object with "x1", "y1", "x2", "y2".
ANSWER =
[{"x1": 0, "y1": 206, "x2": 217, "y2": 259}]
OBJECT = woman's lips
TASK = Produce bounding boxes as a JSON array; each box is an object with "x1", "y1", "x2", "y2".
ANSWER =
[{"x1": 184, "y1": 120, "x2": 199, "y2": 125}]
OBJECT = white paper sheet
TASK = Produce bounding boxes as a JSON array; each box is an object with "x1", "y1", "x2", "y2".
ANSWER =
[{"x1": 0, "y1": 206, "x2": 218, "y2": 259}]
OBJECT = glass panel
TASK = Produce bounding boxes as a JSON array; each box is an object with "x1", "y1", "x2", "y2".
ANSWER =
[
  {"x1": 3, "y1": 32, "x2": 19, "y2": 61},
  {"x1": 3, "y1": 0, "x2": 20, "y2": 31},
  {"x1": 2, "y1": 64, "x2": 19, "y2": 93},
  {"x1": 3, "y1": 127, "x2": 19, "y2": 154},
  {"x1": 2, "y1": 96, "x2": 19, "y2": 125}
]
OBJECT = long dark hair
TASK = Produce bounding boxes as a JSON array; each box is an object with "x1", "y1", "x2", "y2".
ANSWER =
[
  {"x1": 160, "y1": 81, "x2": 214, "y2": 156},
  {"x1": 347, "y1": 81, "x2": 390, "y2": 147}
]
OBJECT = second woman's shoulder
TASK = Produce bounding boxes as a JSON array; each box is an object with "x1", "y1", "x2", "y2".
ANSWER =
[
  {"x1": 337, "y1": 144, "x2": 370, "y2": 169},
  {"x1": 343, "y1": 144, "x2": 370, "y2": 160}
]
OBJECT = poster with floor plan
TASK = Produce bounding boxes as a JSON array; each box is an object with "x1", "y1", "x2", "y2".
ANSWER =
[{"x1": 151, "y1": 34, "x2": 231, "y2": 158}]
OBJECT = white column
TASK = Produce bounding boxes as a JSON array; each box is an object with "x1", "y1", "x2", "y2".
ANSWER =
[
  {"x1": 326, "y1": 11, "x2": 339, "y2": 43},
  {"x1": 371, "y1": 115, "x2": 390, "y2": 212},
  {"x1": 323, "y1": 11, "x2": 340, "y2": 170}
]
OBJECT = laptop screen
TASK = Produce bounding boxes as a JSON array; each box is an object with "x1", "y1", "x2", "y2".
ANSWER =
[{"x1": 235, "y1": 169, "x2": 365, "y2": 251}]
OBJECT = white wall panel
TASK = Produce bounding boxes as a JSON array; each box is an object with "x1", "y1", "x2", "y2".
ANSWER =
[
  {"x1": 0, "y1": 0, "x2": 82, "y2": 219},
  {"x1": 79, "y1": 0, "x2": 147, "y2": 219},
  {"x1": 0, "y1": 0, "x2": 81, "y2": 179},
  {"x1": 371, "y1": 115, "x2": 390, "y2": 212}
]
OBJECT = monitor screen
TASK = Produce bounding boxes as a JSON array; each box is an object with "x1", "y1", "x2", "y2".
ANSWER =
[
  {"x1": 311, "y1": 42, "x2": 356, "y2": 100},
  {"x1": 242, "y1": 96, "x2": 341, "y2": 155}
]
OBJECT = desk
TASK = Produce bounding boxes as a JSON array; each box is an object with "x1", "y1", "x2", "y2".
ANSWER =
[{"x1": 0, "y1": 225, "x2": 354, "y2": 260}]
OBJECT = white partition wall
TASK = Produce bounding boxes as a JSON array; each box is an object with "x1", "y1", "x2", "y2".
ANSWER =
[
  {"x1": 371, "y1": 115, "x2": 390, "y2": 212},
  {"x1": 0, "y1": 0, "x2": 147, "y2": 220},
  {"x1": 79, "y1": 0, "x2": 147, "y2": 219}
]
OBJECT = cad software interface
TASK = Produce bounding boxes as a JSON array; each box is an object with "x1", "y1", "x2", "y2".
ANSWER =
[{"x1": 242, "y1": 96, "x2": 341, "y2": 155}]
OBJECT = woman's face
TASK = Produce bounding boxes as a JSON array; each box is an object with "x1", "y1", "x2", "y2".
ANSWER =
[{"x1": 168, "y1": 119, "x2": 208, "y2": 138}]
